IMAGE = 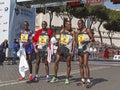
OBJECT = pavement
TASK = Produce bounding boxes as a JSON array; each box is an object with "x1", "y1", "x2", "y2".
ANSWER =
[{"x1": 0, "y1": 60, "x2": 120, "y2": 90}]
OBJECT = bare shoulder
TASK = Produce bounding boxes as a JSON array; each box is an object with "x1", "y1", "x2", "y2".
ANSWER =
[
  {"x1": 71, "y1": 29, "x2": 76, "y2": 34},
  {"x1": 60, "y1": 29, "x2": 64, "y2": 34},
  {"x1": 30, "y1": 30, "x2": 33, "y2": 33},
  {"x1": 86, "y1": 28, "x2": 91, "y2": 33}
]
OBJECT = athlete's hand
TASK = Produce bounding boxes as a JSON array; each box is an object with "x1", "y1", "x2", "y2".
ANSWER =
[
  {"x1": 22, "y1": 43, "x2": 29, "y2": 47},
  {"x1": 80, "y1": 40, "x2": 86, "y2": 44},
  {"x1": 70, "y1": 51, "x2": 74, "y2": 57}
]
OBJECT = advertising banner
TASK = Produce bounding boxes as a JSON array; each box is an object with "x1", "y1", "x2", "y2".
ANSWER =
[
  {"x1": 9, "y1": 5, "x2": 35, "y2": 56},
  {"x1": 0, "y1": 0, "x2": 10, "y2": 44},
  {"x1": 86, "y1": 0, "x2": 103, "y2": 5}
]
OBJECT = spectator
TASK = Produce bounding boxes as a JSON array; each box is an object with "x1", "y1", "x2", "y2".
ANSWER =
[
  {"x1": 0, "y1": 39, "x2": 8, "y2": 63},
  {"x1": 12, "y1": 38, "x2": 20, "y2": 65},
  {"x1": 104, "y1": 47, "x2": 109, "y2": 59}
]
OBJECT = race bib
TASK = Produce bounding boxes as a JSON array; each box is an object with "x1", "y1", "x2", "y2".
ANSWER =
[
  {"x1": 20, "y1": 34, "x2": 28, "y2": 42},
  {"x1": 38, "y1": 36, "x2": 47, "y2": 45},
  {"x1": 78, "y1": 34, "x2": 85, "y2": 42},
  {"x1": 60, "y1": 35, "x2": 69, "y2": 45}
]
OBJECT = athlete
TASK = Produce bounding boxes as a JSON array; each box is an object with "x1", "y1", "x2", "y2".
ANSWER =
[
  {"x1": 18, "y1": 21, "x2": 34, "y2": 81},
  {"x1": 33, "y1": 21, "x2": 52, "y2": 82},
  {"x1": 76, "y1": 19, "x2": 94, "y2": 88},
  {"x1": 50, "y1": 20, "x2": 76, "y2": 84}
]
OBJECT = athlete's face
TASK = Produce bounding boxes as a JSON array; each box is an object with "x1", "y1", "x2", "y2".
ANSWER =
[
  {"x1": 77, "y1": 21, "x2": 84, "y2": 29},
  {"x1": 42, "y1": 22, "x2": 47, "y2": 30},
  {"x1": 23, "y1": 22, "x2": 29, "y2": 30},
  {"x1": 65, "y1": 21, "x2": 71, "y2": 31}
]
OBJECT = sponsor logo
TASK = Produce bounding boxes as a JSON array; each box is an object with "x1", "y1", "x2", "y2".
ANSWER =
[
  {"x1": 0, "y1": 16, "x2": 2, "y2": 18},
  {"x1": 4, "y1": 7, "x2": 8, "y2": 11},
  {"x1": 0, "y1": 9, "x2": 3, "y2": 11},
  {"x1": 0, "y1": 2, "x2": 4, "y2": 4},
  {"x1": 3, "y1": 30, "x2": 7, "y2": 32},
  {"x1": 3, "y1": 22, "x2": 7, "y2": 24}
]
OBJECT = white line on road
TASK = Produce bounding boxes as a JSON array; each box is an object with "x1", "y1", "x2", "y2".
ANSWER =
[{"x1": 0, "y1": 66, "x2": 110, "y2": 87}]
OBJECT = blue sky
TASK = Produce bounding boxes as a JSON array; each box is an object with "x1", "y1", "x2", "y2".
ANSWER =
[{"x1": 104, "y1": 1, "x2": 120, "y2": 10}]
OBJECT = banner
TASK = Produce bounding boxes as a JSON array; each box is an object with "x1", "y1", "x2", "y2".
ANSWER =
[
  {"x1": 113, "y1": 55, "x2": 120, "y2": 60},
  {"x1": 9, "y1": 4, "x2": 35, "y2": 57},
  {"x1": 0, "y1": 0, "x2": 10, "y2": 44},
  {"x1": 86, "y1": 0, "x2": 103, "y2": 5}
]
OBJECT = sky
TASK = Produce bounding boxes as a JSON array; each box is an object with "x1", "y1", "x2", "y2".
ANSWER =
[{"x1": 104, "y1": 1, "x2": 120, "y2": 10}]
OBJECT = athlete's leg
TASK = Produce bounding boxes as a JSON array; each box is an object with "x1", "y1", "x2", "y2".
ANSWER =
[
  {"x1": 50, "y1": 54, "x2": 60, "y2": 83},
  {"x1": 83, "y1": 53, "x2": 90, "y2": 79},
  {"x1": 44, "y1": 57, "x2": 50, "y2": 82},
  {"x1": 26, "y1": 53, "x2": 33, "y2": 80},
  {"x1": 78, "y1": 55, "x2": 84, "y2": 79},
  {"x1": 35, "y1": 53, "x2": 41, "y2": 75},
  {"x1": 83, "y1": 52, "x2": 91, "y2": 88},
  {"x1": 27, "y1": 53, "x2": 33, "y2": 74},
  {"x1": 66, "y1": 55, "x2": 71, "y2": 79},
  {"x1": 54, "y1": 54, "x2": 61, "y2": 77},
  {"x1": 44, "y1": 57, "x2": 49, "y2": 76}
]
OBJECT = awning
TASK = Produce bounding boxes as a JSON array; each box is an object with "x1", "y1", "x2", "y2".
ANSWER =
[{"x1": 16, "y1": 0, "x2": 78, "y2": 8}]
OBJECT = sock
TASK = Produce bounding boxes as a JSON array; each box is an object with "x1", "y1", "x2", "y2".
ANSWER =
[
  {"x1": 35, "y1": 75, "x2": 38, "y2": 77},
  {"x1": 46, "y1": 75, "x2": 49, "y2": 78},
  {"x1": 81, "y1": 78, "x2": 85, "y2": 82},
  {"x1": 86, "y1": 79, "x2": 91, "y2": 83}
]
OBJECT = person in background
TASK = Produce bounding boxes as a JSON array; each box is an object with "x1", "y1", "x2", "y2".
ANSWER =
[
  {"x1": 33, "y1": 21, "x2": 53, "y2": 82},
  {"x1": 18, "y1": 21, "x2": 34, "y2": 81},
  {"x1": 50, "y1": 36, "x2": 58, "y2": 62},
  {"x1": 12, "y1": 38, "x2": 20, "y2": 65},
  {"x1": 104, "y1": 47, "x2": 109, "y2": 59},
  {"x1": 0, "y1": 39, "x2": 8, "y2": 65}
]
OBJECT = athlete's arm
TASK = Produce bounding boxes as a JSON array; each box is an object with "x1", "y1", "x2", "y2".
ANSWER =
[{"x1": 87, "y1": 29, "x2": 95, "y2": 42}]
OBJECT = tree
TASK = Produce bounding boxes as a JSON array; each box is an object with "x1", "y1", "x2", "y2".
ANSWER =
[
  {"x1": 104, "y1": 19, "x2": 120, "y2": 46},
  {"x1": 70, "y1": 6, "x2": 89, "y2": 22},
  {"x1": 89, "y1": 5, "x2": 109, "y2": 44}
]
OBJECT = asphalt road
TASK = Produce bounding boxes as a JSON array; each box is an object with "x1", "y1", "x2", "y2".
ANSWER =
[{"x1": 0, "y1": 60, "x2": 120, "y2": 90}]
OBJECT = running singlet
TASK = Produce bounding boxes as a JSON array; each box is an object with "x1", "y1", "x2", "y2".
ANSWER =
[
  {"x1": 20, "y1": 30, "x2": 32, "y2": 43},
  {"x1": 77, "y1": 30, "x2": 90, "y2": 52},
  {"x1": 60, "y1": 31, "x2": 73, "y2": 52},
  {"x1": 20, "y1": 30, "x2": 34, "y2": 54},
  {"x1": 37, "y1": 32, "x2": 49, "y2": 49}
]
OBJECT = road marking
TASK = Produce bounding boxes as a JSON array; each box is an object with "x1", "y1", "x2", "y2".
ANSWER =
[{"x1": 0, "y1": 66, "x2": 110, "y2": 87}]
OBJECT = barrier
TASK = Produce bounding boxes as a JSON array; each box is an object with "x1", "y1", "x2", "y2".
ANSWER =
[{"x1": 113, "y1": 55, "x2": 120, "y2": 60}]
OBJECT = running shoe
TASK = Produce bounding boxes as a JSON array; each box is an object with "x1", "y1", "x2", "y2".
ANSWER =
[
  {"x1": 65, "y1": 78, "x2": 70, "y2": 84},
  {"x1": 29, "y1": 75, "x2": 33, "y2": 81},
  {"x1": 18, "y1": 76, "x2": 25, "y2": 81},
  {"x1": 46, "y1": 76, "x2": 50, "y2": 82},
  {"x1": 85, "y1": 81, "x2": 91, "y2": 88},
  {"x1": 50, "y1": 77, "x2": 58, "y2": 83},
  {"x1": 77, "y1": 80, "x2": 85, "y2": 86},
  {"x1": 33, "y1": 76, "x2": 39, "y2": 82}
]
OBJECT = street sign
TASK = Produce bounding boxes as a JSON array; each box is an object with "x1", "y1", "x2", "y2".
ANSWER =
[
  {"x1": 111, "y1": 0, "x2": 120, "y2": 4},
  {"x1": 67, "y1": 1, "x2": 80, "y2": 7},
  {"x1": 86, "y1": 0, "x2": 103, "y2": 5},
  {"x1": 67, "y1": 1, "x2": 84, "y2": 7}
]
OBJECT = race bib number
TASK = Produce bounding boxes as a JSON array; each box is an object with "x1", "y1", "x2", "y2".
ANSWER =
[
  {"x1": 78, "y1": 34, "x2": 85, "y2": 42},
  {"x1": 20, "y1": 34, "x2": 28, "y2": 42},
  {"x1": 60, "y1": 35, "x2": 69, "y2": 45},
  {"x1": 38, "y1": 36, "x2": 47, "y2": 45}
]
